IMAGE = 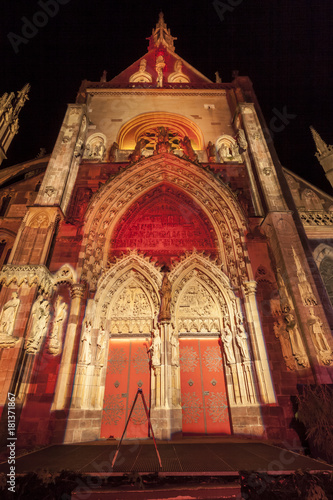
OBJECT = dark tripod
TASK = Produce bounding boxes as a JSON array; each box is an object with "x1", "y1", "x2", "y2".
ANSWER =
[{"x1": 111, "y1": 388, "x2": 162, "y2": 469}]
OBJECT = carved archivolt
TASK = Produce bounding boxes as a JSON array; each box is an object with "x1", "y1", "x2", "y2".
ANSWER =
[{"x1": 79, "y1": 155, "x2": 250, "y2": 288}]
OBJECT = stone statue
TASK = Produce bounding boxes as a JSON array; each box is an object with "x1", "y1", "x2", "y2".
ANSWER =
[
  {"x1": 149, "y1": 328, "x2": 161, "y2": 366},
  {"x1": 26, "y1": 297, "x2": 51, "y2": 354},
  {"x1": 0, "y1": 292, "x2": 20, "y2": 338},
  {"x1": 274, "y1": 320, "x2": 296, "y2": 371},
  {"x1": 308, "y1": 308, "x2": 330, "y2": 352},
  {"x1": 128, "y1": 138, "x2": 149, "y2": 162},
  {"x1": 159, "y1": 272, "x2": 172, "y2": 322},
  {"x1": 155, "y1": 126, "x2": 171, "y2": 153},
  {"x1": 170, "y1": 331, "x2": 179, "y2": 366},
  {"x1": 180, "y1": 135, "x2": 198, "y2": 163},
  {"x1": 206, "y1": 141, "x2": 216, "y2": 162},
  {"x1": 96, "y1": 327, "x2": 107, "y2": 367},
  {"x1": 108, "y1": 142, "x2": 119, "y2": 162},
  {"x1": 215, "y1": 71, "x2": 222, "y2": 83},
  {"x1": 155, "y1": 55, "x2": 166, "y2": 87},
  {"x1": 235, "y1": 316, "x2": 250, "y2": 361},
  {"x1": 221, "y1": 318, "x2": 235, "y2": 364},
  {"x1": 80, "y1": 321, "x2": 92, "y2": 365},
  {"x1": 48, "y1": 297, "x2": 68, "y2": 355}
]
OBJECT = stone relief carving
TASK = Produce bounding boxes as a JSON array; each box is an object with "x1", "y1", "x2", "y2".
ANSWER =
[
  {"x1": 168, "y1": 59, "x2": 190, "y2": 83},
  {"x1": 79, "y1": 321, "x2": 92, "y2": 365},
  {"x1": 0, "y1": 292, "x2": 20, "y2": 348},
  {"x1": 180, "y1": 136, "x2": 199, "y2": 163},
  {"x1": 170, "y1": 330, "x2": 179, "y2": 366},
  {"x1": 48, "y1": 296, "x2": 68, "y2": 356},
  {"x1": 206, "y1": 141, "x2": 216, "y2": 163},
  {"x1": 308, "y1": 308, "x2": 333, "y2": 365},
  {"x1": 84, "y1": 134, "x2": 106, "y2": 161},
  {"x1": 129, "y1": 59, "x2": 152, "y2": 83},
  {"x1": 25, "y1": 296, "x2": 51, "y2": 354}
]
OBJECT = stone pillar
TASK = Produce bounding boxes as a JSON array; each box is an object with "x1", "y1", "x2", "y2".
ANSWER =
[
  {"x1": 242, "y1": 281, "x2": 276, "y2": 403},
  {"x1": 51, "y1": 283, "x2": 85, "y2": 410},
  {"x1": 35, "y1": 104, "x2": 87, "y2": 215},
  {"x1": 150, "y1": 322, "x2": 182, "y2": 440}
]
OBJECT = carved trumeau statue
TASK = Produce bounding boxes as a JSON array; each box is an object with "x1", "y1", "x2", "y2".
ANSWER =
[
  {"x1": 80, "y1": 321, "x2": 92, "y2": 365},
  {"x1": 48, "y1": 297, "x2": 68, "y2": 356},
  {"x1": 25, "y1": 297, "x2": 51, "y2": 354},
  {"x1": 159, "y1": 272, "x2": 172, "y2": 322},
  {"x1": 0, "y1": 292, "x2": 20, "y2": 348}
]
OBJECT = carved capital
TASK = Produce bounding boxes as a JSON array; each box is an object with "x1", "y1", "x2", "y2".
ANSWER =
[
  {"x1": 242, "y1": 281, "x2": 257, "y2": 296},
  {"x1": 70, "y1": 283, "x2": 85, "y2": 300}
]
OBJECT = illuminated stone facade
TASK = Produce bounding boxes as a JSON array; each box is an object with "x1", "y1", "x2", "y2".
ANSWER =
[{"x1": 0, "y1": 14, "x2": 332, "y2": 446}]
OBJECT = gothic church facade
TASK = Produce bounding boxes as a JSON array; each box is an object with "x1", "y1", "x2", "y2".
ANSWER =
[{"x1": 0, "y1": 14, "x2": 332, "y2": 446}]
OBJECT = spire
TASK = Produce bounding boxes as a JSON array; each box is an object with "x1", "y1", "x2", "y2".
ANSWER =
[
  {"x1": 13, "y1": 83, "x2": 30, "y2": 117},
  {"x1": 147, "y1": 12, "x2": 177, "y2": 52},
  {"x1": 310, "y1": 126, "x2": 333, "y2": 189}
]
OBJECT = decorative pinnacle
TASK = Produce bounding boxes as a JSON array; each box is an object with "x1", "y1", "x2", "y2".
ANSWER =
[
  {"x1": 310, "y1": 126, "x2": 333, "y2": 160},
  {"x1": 147, "y1": 12, "x2": 177, "y2": 52}
]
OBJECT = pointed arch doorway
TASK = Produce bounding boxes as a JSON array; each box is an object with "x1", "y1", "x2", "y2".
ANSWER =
[{"x1": 100, "y1": 277, "x2": 155, "y2": 439}]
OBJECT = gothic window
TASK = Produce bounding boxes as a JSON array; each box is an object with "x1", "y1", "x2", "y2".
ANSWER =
[
  {"x1": 0, "y1": 195, "x2": 11, "y2": 217},
  {"x1": 319, "y1": 257, "x2": 333, "y2": 306}
]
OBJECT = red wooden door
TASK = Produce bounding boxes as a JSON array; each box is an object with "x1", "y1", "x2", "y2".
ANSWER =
[
  {"x1": 180, "y1": 338, "x2": 231, "y2": 435},
  {"x1": 101, "y1": 339, "x2": 150, "y2": 439}
]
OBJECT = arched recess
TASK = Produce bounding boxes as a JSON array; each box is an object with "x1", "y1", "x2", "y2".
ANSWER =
[
  {"x1": 0, "y1": 229, "x2": 16, "y2": 268},
  {"x1": 117, "y1": 112, "x2": 204, "y2": 150},
  {"x1": 73, "y1": 253, "x2": 161, "y2": 439},
  {"x1": 110, "y1": 184, "x2": 218, "y2": 266},
  {"x1": 168, "y1": 253, "x2": 265, "y2": 436},
  {"x1": 79, "y1": 154, "x2": 251, "y2": 291},
  {"x1": 313, "y1": 243, "x2": 333, "y2": 306}
]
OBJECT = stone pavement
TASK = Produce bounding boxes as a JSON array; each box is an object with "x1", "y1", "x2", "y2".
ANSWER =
[{"x1": 0, "y1": 438, "x2": 332, "y2": 475}]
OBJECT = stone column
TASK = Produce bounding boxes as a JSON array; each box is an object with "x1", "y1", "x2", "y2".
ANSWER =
[
  {"x1": 242, "y1": 281, "x2": 276, "y2": 403},
  {"x1": 51, "y1": 283, "x2": 85, "y2": 410}
]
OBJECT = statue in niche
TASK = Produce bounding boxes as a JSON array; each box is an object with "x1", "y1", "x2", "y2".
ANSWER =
[
  {"x1": 308, "y1": 309, "x2": 331, "y2": 353},
  {"x1": 206, "y1": 141, "x2": 216, "y2": 163},
  {"x1": 283, "y1": 311, "x2": 309, "y2": 368},
  {"x1": 170, "y1": 331, "x2": 179, "y2": 366},
  {"x1": 221, "y1": 318, "x2": 236, "y2": 364},
  {"x1": 79, "y1": 321, "x2": 92, "y2": 365},
  {"x1": 156, "y1": 55, "x2": 166, "y2": 87},
  {"x1": 180, "y1": 135, "x2": 198, "y2": 163},
  {"x1": 235, "y1": 313, "x2": 250, "y2": 361},
  {"x1": 149, "y1": 328, "x2": 161, "y2": 366},
  {"x1": 25, "y1": 297, "x2": 51, "y2": 354},
  {"x1": 48, "y1": 297, "x2": 68, "y2": 356},
  {"x1": 0, "y1": 292, "x2": 20, "y2": 348},
  {"x1": 155, "y1": 126, "x2": 171, "y2": 154},
  {"x1": 159, "y1": 272, "x2": 172, "y2": 322},
  {"x1": 236, "y1": 129, "x2": 248, "y2": 153},
  {"x1": 96, "y1": 326, "x2": 107, "y2": 367},
  {"x1": 274, "y1": 320, "x2": 296, "y2": 371},
  {"x1": 108, "y1": 142, "x2": 119, "y2": 162},
  {"x1": 128, "y1": 138, "x2": 149, "y2": 162}
]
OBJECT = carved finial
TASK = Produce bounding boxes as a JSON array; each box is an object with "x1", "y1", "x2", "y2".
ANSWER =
[
  {"x1": 215, "y1": 71, "x2": 222, "y2": 83},
  {"x1": 147, "y1": 12, "x2": 177, "y2": 52},
  {"x1": 100, "y1": 70, "x2": 107, "y2": 82},
  {"x1": 14, "y1": 83, "x2": 30, "y2": 116}
]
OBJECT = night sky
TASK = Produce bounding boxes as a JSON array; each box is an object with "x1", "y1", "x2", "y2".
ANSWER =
[{"x1": 2, "y1": 0, "x2": 333, "y2": 195}]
